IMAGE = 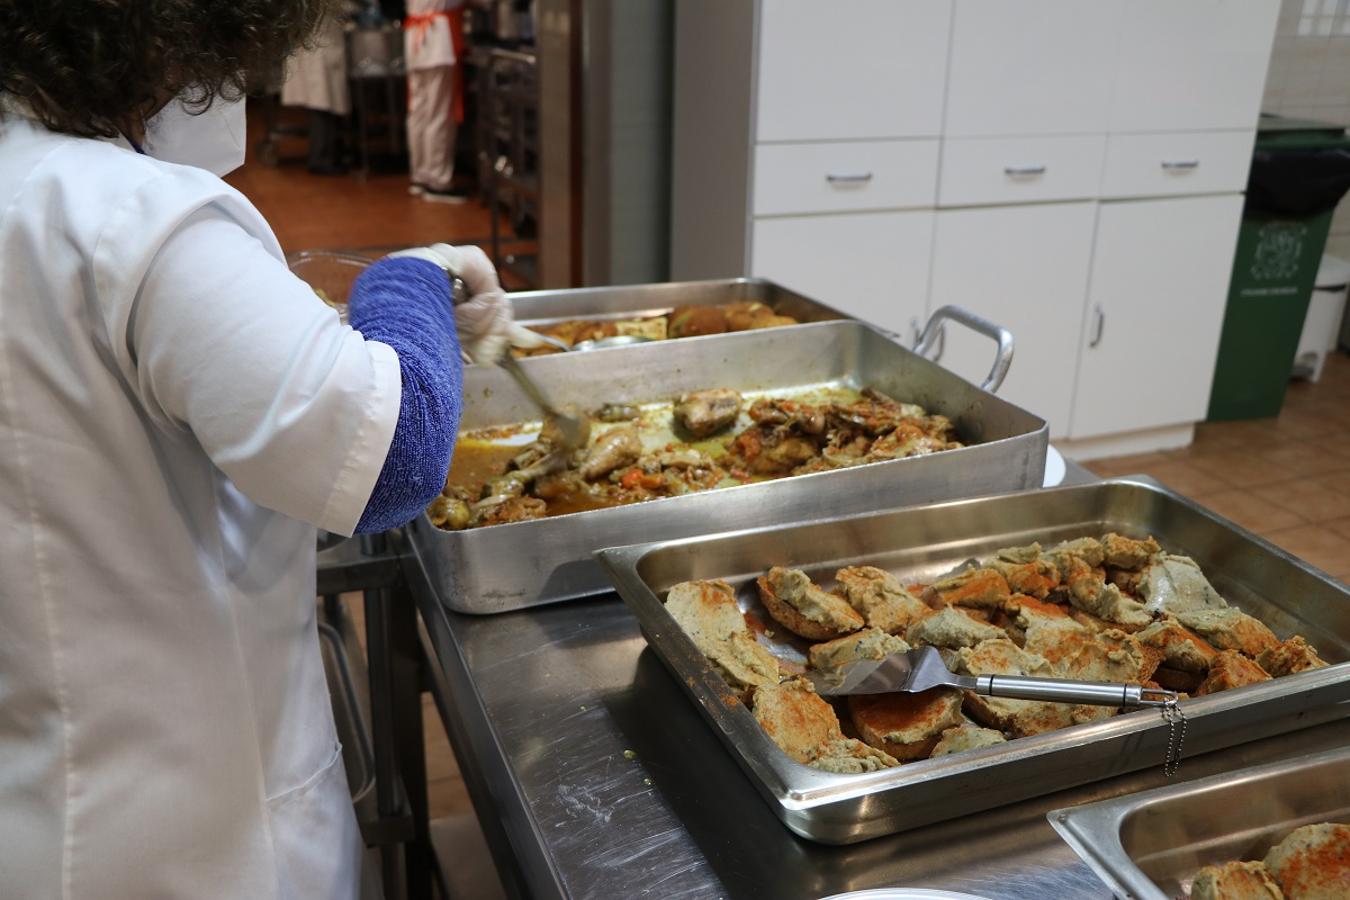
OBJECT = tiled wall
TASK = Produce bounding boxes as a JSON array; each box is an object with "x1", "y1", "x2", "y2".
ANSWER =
[{"x1": 1265, "y1": 0, "x2": 1350, "y2": 258}]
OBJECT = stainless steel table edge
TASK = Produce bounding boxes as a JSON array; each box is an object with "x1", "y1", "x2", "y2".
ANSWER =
[
  {"x1": 1046, "y1": 744, "x2": 1350, "y2": 900},
  {"x1": 399, "y1": 532, "x2": 570, "y2": 900}
]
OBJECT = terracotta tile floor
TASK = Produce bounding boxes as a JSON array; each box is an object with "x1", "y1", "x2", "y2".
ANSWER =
[{"x1": 1083, "y1": 353, "x2": 1350, "y2": 585}]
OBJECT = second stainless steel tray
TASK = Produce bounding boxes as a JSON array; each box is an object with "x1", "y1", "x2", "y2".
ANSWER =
[
  {"x1": 1049, "y1": 746, "x2": 1350, "y2": 900},
  {"x1": 595, "y1": 478, "x2": 1350, "y2": 844},
  {"x1": 413, "y1": 319, "x2": 1047, "y2": 613}
]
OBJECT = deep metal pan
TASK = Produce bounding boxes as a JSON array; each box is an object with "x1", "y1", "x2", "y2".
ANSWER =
[
  {"x1": 594, "y1": 477, "x2": 1350, "y2": 844},
  {"x1": 411, "y1": 314, "x2": 1047, "y2": 613},
  {"x1": 1048, "y1": 746, "x2": 1350, "y2": 900},
  {"x1": 507, "y1": 277, "x2": 850, "y2": 333}
]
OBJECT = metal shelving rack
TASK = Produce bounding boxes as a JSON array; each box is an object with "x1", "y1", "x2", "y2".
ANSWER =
[{"x1": 478, "y1": 47, "x2": 540, "y2": 288}]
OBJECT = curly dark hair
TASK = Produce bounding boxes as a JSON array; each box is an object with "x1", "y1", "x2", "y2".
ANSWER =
[{"x1": 0, "y1": 1, "x2": 337, "y2": 139}]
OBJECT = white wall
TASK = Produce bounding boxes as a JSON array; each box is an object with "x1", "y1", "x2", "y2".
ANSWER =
[{"x1": 1264, "y1": 0, "x2": 1350, "y2": 257}]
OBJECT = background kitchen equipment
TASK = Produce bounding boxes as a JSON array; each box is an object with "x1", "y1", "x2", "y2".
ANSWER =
[
  {"x1": 596, "y1": 477, "x2": 1350, "y2": 844},
  {"x1": 1048, "y1": 746, "x2": 1350, "y2": 900},
  {"x1": 414, "y1": 311, "x2": 1046, "y2": 613}
]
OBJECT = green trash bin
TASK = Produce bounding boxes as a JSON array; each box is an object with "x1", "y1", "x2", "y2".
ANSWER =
[{"x1": 1208, "y1": 115, "x2": 1350, "y2": 420}]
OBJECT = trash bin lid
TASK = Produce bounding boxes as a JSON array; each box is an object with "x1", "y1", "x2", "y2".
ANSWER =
[{"x1": 1315, "y1": 253, "x2": 1350, "y2": 290}]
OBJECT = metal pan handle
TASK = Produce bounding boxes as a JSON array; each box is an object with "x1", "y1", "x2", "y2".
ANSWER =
[{"x1": 914, "y1": 305, "x2": 1015, "y2": 394}]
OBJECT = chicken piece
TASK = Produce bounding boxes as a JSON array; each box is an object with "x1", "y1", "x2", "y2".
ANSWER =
[
  {"x1": 595, "y1": 402, "x2": 641, "y2": 422},
  {"x1": 1263, "y1": 822, "x2": 1350, "y2": 900},
  {"x1": 848, "y1": 688, "x2": 965, "y2": 761},
  {"x1": 907, "y1": 607, "x2": 1007, "y2": 650},
  {"x1": 990, "y1": 558, "x2": 1060, "y2": 599},
  {"x1": 1176, "y1": 608, "x2": 1280, "y2": 658},
  {"x1": 579, "y1": 425, "x2": 643, "y2": 481},
  {"x1": 953, "y1": 639, "x2": 1078, "y2": 737},
  {"x1": 757, "y1": 567, "x2": 865, "y2": 641},
  {"x1": 665, "y1": 580, "x2": 781, "y2": 693},
  {"x1": 829, "y1": 392, "x2": 932, "y2": 437},
  {"x1": 471, "y1": 495, "x2": 547, "y2": 527},
  {"x1": 1256, "y1": 636, "x2": 1329, "y2": 678},
  {"x1": 747, "y1": 398, "x2": 827, "y2": 434},
  {"x1": 1045, "y1": 537, "x2": 1106, "y2": 571},
  {"x1": 728, "y1": 425, "x2": 821, "y2": 476},
  {"x1": 1101, "y1": 532, "x2": 1162, "y2": 569},
  {"x1": 808, "y1": 627, "x2": 910, "y2": 672},
  {"x1": 669, "y1": 305, "x2": 729, "y2": 338},
  {"x1": 752, "y1": 678, "x2": 897, "y2": 774},
  {"x1": 1196, "y1": 650, "x2": 1272, "y2": 695},
  {"x1": 1191, "y1": 861, "x2": 1285, "y2": 900},
  {"x1": 930, "y1": 724, "x2": 1008, "y2": 758},
  {"x1": 834, "y1": 566, "x2": 931, "y2": 634},
  {"x1": 1136, "y1": 554, "x2": 1228, "y2": 615},
  {"x1": 865, "y1": 421, "x2": 953, "y2": 460},
  {"x1": 673, "y1": 388, "x2": 742, "y2": 438},
  {"x1": 724, "y1": 301, "x2": 798, "y2": 332},
  {"x1": 930, "y1": 567, "x2": 1012, "y2": 610},
  {"x1": 1069, "y1": 582, "x2": 1154, "y2": 630}
]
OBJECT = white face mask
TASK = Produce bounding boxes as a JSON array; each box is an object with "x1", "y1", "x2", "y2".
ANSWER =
[{"x1": 142, "y1": 93, "x2": 247, "y2": 177}]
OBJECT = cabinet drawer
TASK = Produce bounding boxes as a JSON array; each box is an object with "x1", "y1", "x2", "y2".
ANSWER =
[
  {"x1": 753, "y1": 140, "x2": 939, "y2": 215},
  {"x1": 938, "y1": 136, "x2": 1106, "y2": 207},
  {"x1": 1101, "y1": 131, "x2": 1254, "y2": 199},
  {"x1": 757, "y1": 0, "x2": 952, "y2": 141}
]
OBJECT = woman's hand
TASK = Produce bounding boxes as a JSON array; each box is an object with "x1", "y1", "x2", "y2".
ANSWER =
[{"x1": 386, "y1": 243, "x2": 542, "y2": 364}]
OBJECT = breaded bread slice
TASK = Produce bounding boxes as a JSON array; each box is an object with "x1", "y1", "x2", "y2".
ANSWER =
[
  {"x1": 1196, "y1": 650, "x2": 1271, "y2": 695},
  {"x1": 751, "y1": 678, "x2": 896, "y2": 774},
  {"x1": 1177, "y1": 608, "x2": 1279, "y2": 657},
  {"x1": 835, "y1": 566, "x2": 930, "y2": 633},
  {"x1": 1263, "y1": 823, "x2": 1350, "y2": 900},
  {"x1": 1136, "y1": 554, "x2": 1227, "y2": 615},
  {"x1": 1191, "y1": 860, "x2": 1284, "y2": 900},
  {"x1": 988, "y1": 558, "x2": 1060, "y2": 599},
  {"x1": 808, "y1": 627, "x2": 910, "y2": 672},
  {"x1": 929, "y1": 567, "x2": 1011, "y2": 610},
  {"x1": 929, "y1": 724, "x2": 1007, "y2": 758},
  {"x1": 953, "y1": 639, "x2": 1077, "y2": 737},
  {"x1": 906, "y1": 606, "x2": 1006, "y2": 650},
  {"x1": 848, "y1": 688, "x2": 965, "y2": 761},
  {"x1": 758, "y1": 566, "x2": 864, "y2": 641},
  {"x1": 1100, "y1": 532, "x2": 1161, "y2": 569},
  {"x1": 665, "y1": 580, "x2": 780, "y2": 692},
  {"x1": 1256, "y1": 636, "x2": 1328, "y2": 678},
  {"x1": 1137, "y1": 618, "x2": 1218, "y2": 672}
]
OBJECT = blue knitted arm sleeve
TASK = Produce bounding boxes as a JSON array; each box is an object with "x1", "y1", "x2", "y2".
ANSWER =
[{"x1": 347, "y1": 257, "x2": 464, "y2": 534}]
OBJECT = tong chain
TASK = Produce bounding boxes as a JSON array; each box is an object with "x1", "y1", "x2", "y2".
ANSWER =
[{"x1": 1161, "y1": 699, "x2": 1187, "y2": 778}]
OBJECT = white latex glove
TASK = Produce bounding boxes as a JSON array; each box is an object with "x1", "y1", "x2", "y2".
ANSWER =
[{"x1": 386, "y1": 243, "x2": 544, "y2": 364}]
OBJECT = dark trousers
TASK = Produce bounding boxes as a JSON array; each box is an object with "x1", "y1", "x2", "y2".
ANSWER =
[{"x1": 307, "y1": 110, "x2": 345, "y2": 174}]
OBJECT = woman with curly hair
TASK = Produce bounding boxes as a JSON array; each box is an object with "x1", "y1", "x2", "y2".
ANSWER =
[{"x1": 0, "y1": 2, "x2": 534, "y2": 896}]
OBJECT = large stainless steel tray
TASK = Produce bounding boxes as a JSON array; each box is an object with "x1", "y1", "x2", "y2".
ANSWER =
[
  {"x1": 594, "y1": 478, "x2": 1350, "y2": 845},
  {"x1": 412, "y1": 317, "x2": 1047, "y2": 613},
  {"x1": 507, "y1": 277, "x2": 849, "y2": 334},
  {"x1": 1049, "y1": 746, "x2": 1350, "y2": 899}
]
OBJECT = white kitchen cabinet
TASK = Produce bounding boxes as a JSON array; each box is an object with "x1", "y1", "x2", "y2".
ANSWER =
[
  {"x1": 1108, "y1": 0, "x2": 1279, "y2": 133},
  {"x1": 943, "y1": 0, "x2": 1117, "y2": 137},
  {"x1": 756, "y1": 0, "x2": 952, "y2": 142},
  {"x1": 1069, "y1": 195, "x2": 1244, "y2": 440},
  {"x1": 1100, "y1": 131, "x2": 1256, "y2": 200},
  {"x1": 752, "y1": 140, "x2": 940, "y2": 216},
  {"x1": 929, "y1": 204, "x2": 1097, "y2": 437},
  {"x1": 938, "y1": 136, "x2": 1107, "y2": 207},
  {"x1": 751, "y1": 212, "x2": 934, "y2": 337}
]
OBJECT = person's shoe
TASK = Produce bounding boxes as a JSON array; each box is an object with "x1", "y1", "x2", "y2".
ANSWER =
[
  {"x1": 408, "y1": 182, "x2": 426, "y2": 196},
  {"x1": 421, "y1": 186, "x2": 471, "y2": 204}
]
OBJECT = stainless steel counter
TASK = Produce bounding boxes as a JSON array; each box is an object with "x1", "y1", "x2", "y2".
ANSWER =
[{"x1": 402, "y1": 464, "x2": 1350, "y2": 900}]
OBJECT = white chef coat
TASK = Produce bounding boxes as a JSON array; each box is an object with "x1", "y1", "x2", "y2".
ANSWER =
[
  {"x1": 283, "y1": 15, "x2": 352, "y2": 115},
  {"x1": 405, "y1": 0, "x2": 462, "y2": 72},
  {"x1": 0, "y1": 112, "x2": 401, "y2": 898}
]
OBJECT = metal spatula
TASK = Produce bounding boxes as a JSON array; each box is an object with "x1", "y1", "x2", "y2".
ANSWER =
[{"x1": 806, "y1": 646, "x2": 1177, "y2": 708}]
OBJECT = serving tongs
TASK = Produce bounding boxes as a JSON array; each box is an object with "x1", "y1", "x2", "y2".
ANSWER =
[{"x1": 806, "y1": 646, "x2": 1178, "y2": 708}]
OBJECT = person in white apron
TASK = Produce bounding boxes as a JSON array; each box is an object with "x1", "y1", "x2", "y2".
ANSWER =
[
  {"x1": 282, "y1": 10, "x2": 353, "y2": 174},
  {"x1": 0, "y1": 4, "x2": 527, "y2": 897},
  {"x1": 405, "y1": 1, "x2": 466, "y2": 202}
]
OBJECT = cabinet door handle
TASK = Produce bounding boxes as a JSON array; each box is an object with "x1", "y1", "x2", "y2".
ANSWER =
[
  {"x1": 826, "y1": 172, "x2": 874, "y2": 184},
  {"x1": 1161, "y1": 159, "x2": 1200, "y2": 171},
  {"x1": 1089, "y1": 305, "x2": 1106, "y2": 348},
  {"x1": 1004, "y1": 165, "x2": 1047, "y2": 177}
]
